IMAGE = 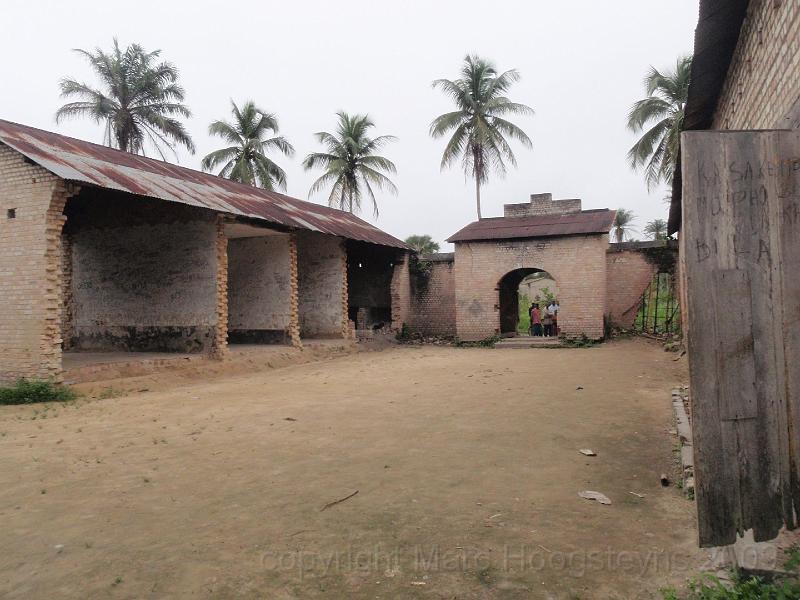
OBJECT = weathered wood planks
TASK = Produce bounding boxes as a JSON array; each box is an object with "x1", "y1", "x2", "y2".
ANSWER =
[{"x1": 681, "y1": 130, "x2": 800, "y2": 547}]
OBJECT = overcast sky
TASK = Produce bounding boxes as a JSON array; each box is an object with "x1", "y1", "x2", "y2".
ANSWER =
[{"x1": 1, "y1": 0, "x2": 698, "y2": 249}]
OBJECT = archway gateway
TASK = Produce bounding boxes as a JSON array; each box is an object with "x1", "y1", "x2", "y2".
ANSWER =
[{"x1": 497, "y1": 268, "x2": 557, "y2": 335}]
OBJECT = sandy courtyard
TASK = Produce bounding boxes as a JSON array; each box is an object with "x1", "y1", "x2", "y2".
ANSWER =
[{"x1": 0, "y1": 339, "x2": 703, "y2": 599}]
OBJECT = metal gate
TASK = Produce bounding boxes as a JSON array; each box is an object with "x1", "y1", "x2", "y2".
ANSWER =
[{"x1": 634, "y1": 272, "x2": 680, "y2": 335}]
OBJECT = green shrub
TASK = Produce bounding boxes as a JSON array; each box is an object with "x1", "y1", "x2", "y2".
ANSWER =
[
  {"x1": 662, "y1": 564, "x2": 800, "y2": 600},
  {"x1": 0, "y1": 379, "x2": 77, "y2": 405}
]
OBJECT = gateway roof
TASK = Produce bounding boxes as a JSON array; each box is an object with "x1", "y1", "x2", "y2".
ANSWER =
[{"x1": 447, "y1": 209, "x2": 616, "y2": 243}]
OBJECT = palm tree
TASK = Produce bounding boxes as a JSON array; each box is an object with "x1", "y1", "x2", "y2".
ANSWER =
[
  {"x1": 430, "y1": 55, "x2": 534, "y2": 220},
  {"x1": 405, "y1": 235, "x2": 440, "y2": 255},
  {"x1": 627, "y1": 55, "x2": 692, "y2": 190},
  {"x1": 201, "y1": 101, "x2": 294, "y2": 190},
  {"x1": 612, "y1": 208, "x2": 637, "y2": 243},
  {"x1": 55, "y1": 39, "x2": 194, "y2": 159},
  {"x1": 644, "y1": 218, "x2": 668, "y2": 240},
  {"x1": 302, "y1": 112, "x2": 397, "y2": 216}
]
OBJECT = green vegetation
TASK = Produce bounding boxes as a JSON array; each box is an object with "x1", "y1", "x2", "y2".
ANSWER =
[
  {"x1": 0, "y1": 379, "x2": 76, "y2": 405},
  {"x1": 627, "y1": 55, "x2": 692, "y2": 189},
  {"x1": 634, "y1": 272, "x2": 680, "y2": 335},
  {"x1": 201, "y1": 100, "x2": 295, "y2": 190},
  {"x1": 430, "y1": 54, "x2": 534, "y2": 220},
  {"x1": 302, "y1": 112, "x2": 397, "y2": 216},
  {"x1": 612, "y1": 208, "x2": 637, "y2": 243},
  {"x1": 645, "y1": 218, "x2": 668, "y2": 240},
  {"x1": 404, "y1": 235, "x2": 440, "y2": 255},
  {"x1": 517, "y1": 286, "x2": 556, "y2": 333},
  {"x1": 662, "y1": 561, "x2": 800, "y2": 599},
  {"x1": 56, "y1": 39, "x2": 195, "y2": 159}
]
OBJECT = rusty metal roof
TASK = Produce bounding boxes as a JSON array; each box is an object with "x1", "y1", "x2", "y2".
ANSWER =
[
  {"x1": 0, "y1": 119, "x2": 410, "y2": 249},
  {"x1": 447, "y1": 209, "x2": 616, "y2": 243}
]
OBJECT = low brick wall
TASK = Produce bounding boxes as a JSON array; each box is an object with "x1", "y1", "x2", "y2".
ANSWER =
[
  {"x1": 227, "y1": 234, "x2": 292, "y2": 344},
  {"x1": 296, "y1": 231, "x2": 347, "y2": 338},
  {"x1": 605, "y1": 242, "x2": 678, "y2": 330},
  {"x1": 605, "y1": 248, "x2": 657, "y2": 329},
  {"x1": 406, "y1": 254, "x2": 456, "y2": 337},
  {"x1": 65, "y1": 192, "x2": 221, "y2": 353}
]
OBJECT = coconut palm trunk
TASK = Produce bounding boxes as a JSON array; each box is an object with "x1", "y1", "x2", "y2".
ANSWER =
[{"x1": 430, "y1": 55, "x2": 533, "y2": 222}]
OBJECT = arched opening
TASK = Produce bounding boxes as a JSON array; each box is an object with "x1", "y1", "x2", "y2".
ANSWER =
[{"x1": 498, "y1": 269, "x2": 558, "y2": 336}]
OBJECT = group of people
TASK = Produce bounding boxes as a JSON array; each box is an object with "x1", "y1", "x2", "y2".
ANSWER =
[{"x1": 528, "y1": 301, "x2": 559, "y2": 337}]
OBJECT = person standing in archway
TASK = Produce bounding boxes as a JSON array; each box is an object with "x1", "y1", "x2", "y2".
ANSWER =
[
  {"x1": 542, "y1": 307, "x2": 553, "y2": 337},
  {"x1": 549, "y1": 300, "x2": 560, "y2": 336},
  {"x1": 530, "y1": 303, "x2": 542, "y2": 336}
]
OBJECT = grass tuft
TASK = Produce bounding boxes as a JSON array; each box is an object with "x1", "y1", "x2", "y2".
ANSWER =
[{"x1": 0, "y1": 379, "x2": 77, "y2": 406}]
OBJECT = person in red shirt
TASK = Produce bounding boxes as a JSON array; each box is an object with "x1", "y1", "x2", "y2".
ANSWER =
[{"x1": 529, "y1": 303, "x2": 543, "y2": 336}]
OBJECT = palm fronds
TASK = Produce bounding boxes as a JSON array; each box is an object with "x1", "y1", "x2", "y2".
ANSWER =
[
  {"x1": 201, "y1": 100, "x2": 294, "y2": 190},
  {"x1": 56, "y1": 39, "x2": 194, "y2": 158},
  {"x1": 430, "y1": 55, "x2": 533, "y2": 219},
  {"x1": 627, "y1": 55, "x2": 692, "y2": 190},
  {"x1": 302, "y1": 112, "x2": 397, "y2": 216}
]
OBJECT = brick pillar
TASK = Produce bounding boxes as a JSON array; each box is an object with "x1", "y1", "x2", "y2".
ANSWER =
[
  {"x1": 60, "y1": 232, "x2": 74, "y2": 350},
  {"x1": 340, "y1": 240, "x2": 353, "y2": 339},
  {"x1": 211, "y1": 216, "x2": 229, "y2": 358},
  {"x1": 40, "y1": 181, "x2": 76, "y2": 381},
  {"x1": 287, "y1": 233, "x2": 302, "y2": 348}
]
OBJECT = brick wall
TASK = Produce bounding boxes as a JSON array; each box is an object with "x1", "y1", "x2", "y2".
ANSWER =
[
  {"x1": 296, "y1": 231, "x2": 347, "y2": 338},
  {"x1": 407, "y1": 256, "x2": 457, "y2": 336},
  {"x1": 0, "y1": 144, "x2": 74, "y2": 383},
  {"x1": 503, "y1": 193, "x2": 582, "y2": 218},
  {"x1": 713, "y1": 0, "x2": 800, "y2": 129},
  {"x1": 453, "y1": 234, "x2": 608, "y2": 340},
  {"x1": 227, "y1": 234, "x2": 292, "y2": 343},
  {"x1": 605, "y1": 248, "x2": 658, "y2": 329},
  {"x1": 65, "y1": 191, "x2": 220, "y2": 353}
]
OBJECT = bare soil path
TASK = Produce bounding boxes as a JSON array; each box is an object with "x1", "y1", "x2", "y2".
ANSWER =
[{"x1": 0, "y1": 339, "x2": 702, "y2": 599}]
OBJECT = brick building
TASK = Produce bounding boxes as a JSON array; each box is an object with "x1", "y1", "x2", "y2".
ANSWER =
[
  {"x1": 668, "y1": 0, "x2": 800, "y2": 546},
  {"x1": 0, "y1": 120, "x2": 409, "y2": 384},
  {"x1": 445, "y1": 194, "x2": 616, "y2": 341},
  {"x1": 396, "y1": 194, "x2": 674, "y2": 342}
]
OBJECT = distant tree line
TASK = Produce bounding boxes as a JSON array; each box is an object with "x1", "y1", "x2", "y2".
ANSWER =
[{"x1": 54, "y1": 37, "x2": 688, "y2": 231}]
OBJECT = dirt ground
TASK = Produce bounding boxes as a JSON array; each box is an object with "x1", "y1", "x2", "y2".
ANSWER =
[{"x1": 0, "y1": 338, "x2": 705, "y2": 599}]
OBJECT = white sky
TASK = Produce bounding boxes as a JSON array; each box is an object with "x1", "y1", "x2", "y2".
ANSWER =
[{"x1": 1, "y1": 0, "x2": 698, "y2": 249}]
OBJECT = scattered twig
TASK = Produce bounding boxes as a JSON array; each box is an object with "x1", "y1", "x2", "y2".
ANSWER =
[
  {"x1": 628, "y1": 491, "x2": 645, "y2": 498},
  {"x1": 537, "y1": 544, "x2": 553, "y2": 553},
  {"x1": 320, "y1": 490, "x2": 359, "y2": 512}
]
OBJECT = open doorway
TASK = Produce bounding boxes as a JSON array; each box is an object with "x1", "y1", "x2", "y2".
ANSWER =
[{"x1": 498, "y1": 269, "x2": 558, "y2": 336}]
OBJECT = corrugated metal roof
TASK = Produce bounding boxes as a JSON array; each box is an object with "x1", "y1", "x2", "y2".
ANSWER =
[
  {"x1": 447, "y1": 209, "x2": 616, "y2": 243},
  {"x1": 0, "y1": 119, "x2": 410, "y2": 249}
]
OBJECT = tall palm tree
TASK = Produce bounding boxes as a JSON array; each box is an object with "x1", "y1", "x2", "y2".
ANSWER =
[
  {"x1": 644, "y1": 218, "x2": 668, "y2": 240},
  {"x1": 201, "y1": 101, "x2": 294, "y2": 190},
  {"x1": 612, "y1": 208, "x2": 637, "y2": 243},
  {"x1": 55, "y1": 39, "x2": 194, "y2": 159},
  {"x1": 430, "y1": 55, "x2": 534, "y2": 220},
  {"x1": 627, "y1": 55, "x2": 692, "y2": 190},
  {"x1": 302, "y1": 112, "x2": 397, "y2": 216},
  {"x1": 405, "y1": 235, "x2": 440, "y2": 255}
]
